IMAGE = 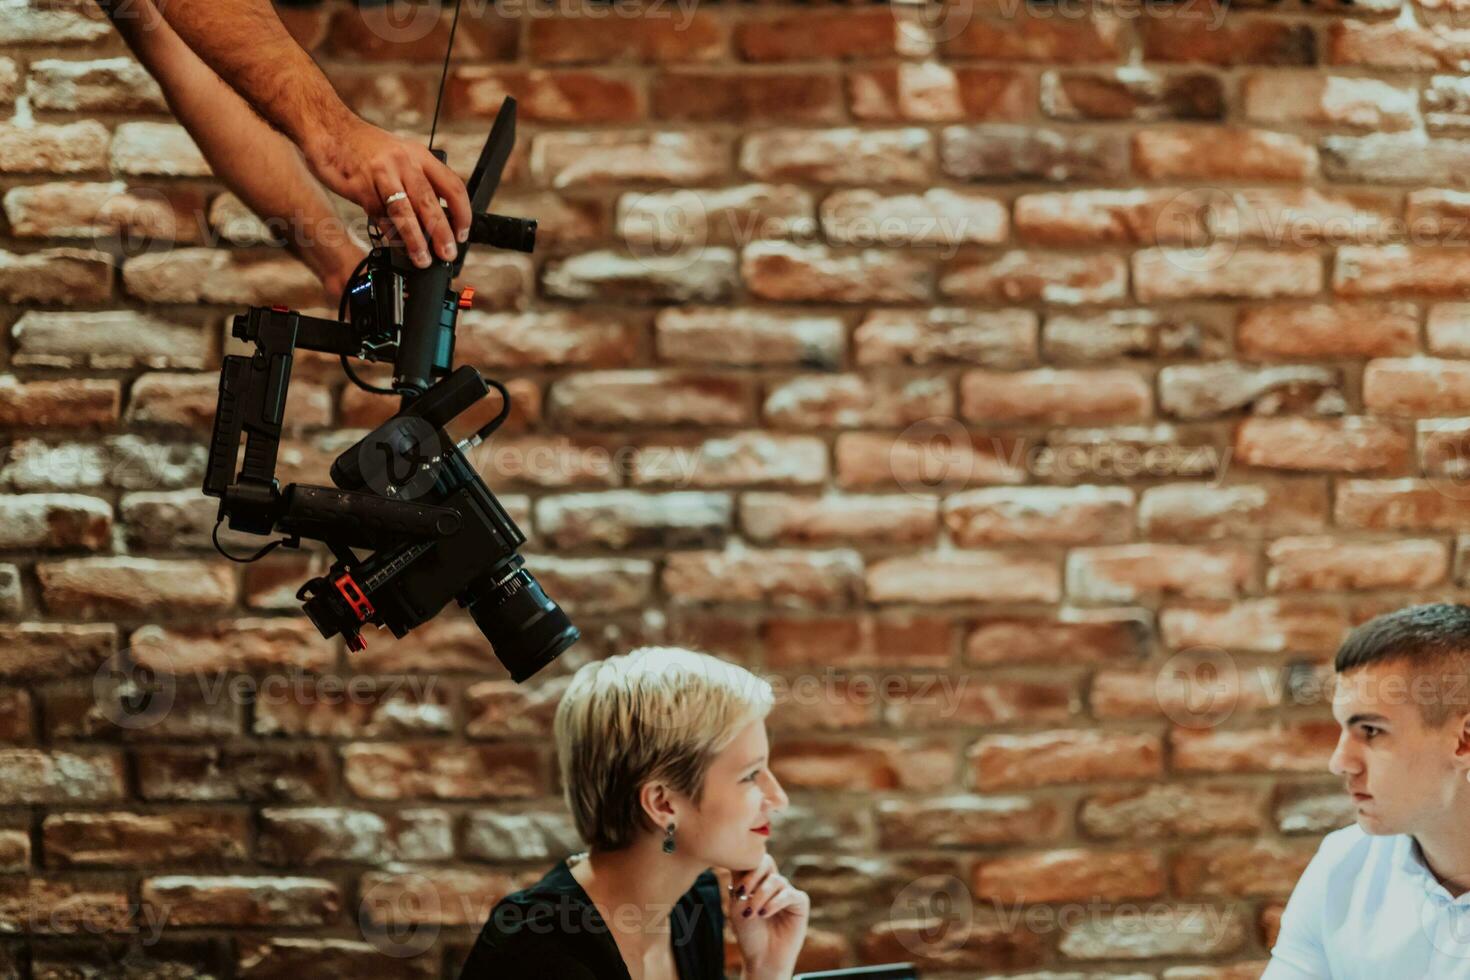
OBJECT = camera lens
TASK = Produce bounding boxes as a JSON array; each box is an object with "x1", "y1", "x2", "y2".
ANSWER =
[{"x1": 465, "y1": 560, "x2": 579, "y2": 682}]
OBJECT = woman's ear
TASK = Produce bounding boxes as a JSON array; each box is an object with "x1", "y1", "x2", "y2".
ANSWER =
[{"x1": 639, "y1": 781, "x2": 677, "y2": 829}]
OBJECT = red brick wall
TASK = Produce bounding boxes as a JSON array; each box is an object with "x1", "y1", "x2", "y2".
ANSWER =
[{"x1": 2, "y1": 0, "x2": 1465, "y2": 975}]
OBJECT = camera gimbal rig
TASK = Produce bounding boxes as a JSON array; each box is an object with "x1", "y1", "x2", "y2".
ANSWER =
[{"x1": 203, "y1": 94, "x2": 580, "y2": 683}]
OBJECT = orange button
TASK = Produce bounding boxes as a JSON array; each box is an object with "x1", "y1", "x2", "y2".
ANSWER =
[{"x1": 458, "y1": 286, "x2": 475, "y2": 310}]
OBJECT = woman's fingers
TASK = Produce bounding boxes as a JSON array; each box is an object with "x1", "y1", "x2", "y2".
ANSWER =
[
  {"x1": 739, "y1": 873, "x2": 785, "y2": 918},
  {"x1": 730, "y1": 854, "x2": 776, "y2": 903},
  {"x1": 755, "y1": 882, "x2": 807, "y2": 918}
]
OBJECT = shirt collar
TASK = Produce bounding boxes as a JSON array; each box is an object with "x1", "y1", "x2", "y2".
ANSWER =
[{"x1": 1401, "y1": 835, "x2": 1470, "y2": 907}]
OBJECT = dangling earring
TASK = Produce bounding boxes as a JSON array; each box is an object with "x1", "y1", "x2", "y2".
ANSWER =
[{"x1": 662, "y1": 823, "x2": 677, "y2": 854}]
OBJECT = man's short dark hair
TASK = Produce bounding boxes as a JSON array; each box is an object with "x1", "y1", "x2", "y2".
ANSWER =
[{"x1": 1335, "y1": 602, "x2": 1470, "y2": 727}]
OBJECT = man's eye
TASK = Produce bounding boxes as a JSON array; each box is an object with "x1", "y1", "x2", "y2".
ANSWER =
[{"x1": 1362, "y1": 726, "x2": 1382, "y2": 740}]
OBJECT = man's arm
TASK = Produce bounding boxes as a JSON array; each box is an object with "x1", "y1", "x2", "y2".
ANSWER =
[
  {"x1": 99, "y1": 0, "x2": 365, "y2": 303},
  {"x1": 108, "y1": 0, "x2": 469, "y2": 270},
  {"x1": 1261, "y1": 842, "x2": 1333, "y2": 980}
]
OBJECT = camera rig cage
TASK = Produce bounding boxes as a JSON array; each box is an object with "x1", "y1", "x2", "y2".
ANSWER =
[{"x1": 202, "y1": 92, "x2": 580, "y2": 683}]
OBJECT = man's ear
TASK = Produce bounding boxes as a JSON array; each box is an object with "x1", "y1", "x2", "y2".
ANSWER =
[{"x1": 1456, "y1": 713, "x2": 1470, "y2": 779}]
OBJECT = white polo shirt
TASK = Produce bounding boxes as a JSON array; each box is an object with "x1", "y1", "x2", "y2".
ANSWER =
[{"x1": 1265, "y1": 823, "x2": 1470, "y2": 979}]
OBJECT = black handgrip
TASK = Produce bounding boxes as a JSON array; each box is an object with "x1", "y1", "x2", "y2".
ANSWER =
[{"x1": 469, "y1": 212, "x2": 536, "y2": 253}]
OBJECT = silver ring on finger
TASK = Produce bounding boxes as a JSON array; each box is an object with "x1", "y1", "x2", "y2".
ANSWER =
[{"x1": 384, "y1": 191, "x2": 408, "y2": 205}]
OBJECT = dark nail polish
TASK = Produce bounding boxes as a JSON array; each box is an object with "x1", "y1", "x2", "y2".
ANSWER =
[{"x1": 743, "y1": 908, "x2": 752, "y2": 918}]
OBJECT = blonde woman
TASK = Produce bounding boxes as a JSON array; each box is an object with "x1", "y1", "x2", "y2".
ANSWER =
[{"x1": 459, "y1": 646, "x2": 810, "y2": 980}]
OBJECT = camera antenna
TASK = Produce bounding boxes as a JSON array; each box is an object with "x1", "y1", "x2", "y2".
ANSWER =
[{"x1": 427, "y1": 0, "x2": 463, "y2": 153}]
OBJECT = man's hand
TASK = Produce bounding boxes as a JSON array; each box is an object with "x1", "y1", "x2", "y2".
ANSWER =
[{"x1": 305, "y1": 119, "x2": 472, "y2": 270}]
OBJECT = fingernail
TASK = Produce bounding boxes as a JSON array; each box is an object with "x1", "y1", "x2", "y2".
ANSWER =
[
  {"x1": 458, "y1": 227, "x2": 469, "y2": 243},
  {"x1": 742, "y1": 908, "x2": 752, "y2": 918},
  {"x1": 445, "y1": 242, "x2": 458, "y2": 261},
  {"x1": 414, "y1": 251, "x2": 428, "y2": 267},
  {"x1": 759, "y1": 909, "x2": 767, "y2": 917}
]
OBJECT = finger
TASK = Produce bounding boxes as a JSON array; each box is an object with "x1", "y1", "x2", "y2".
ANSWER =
[
  {"x1": 423, "y1": 150, "x2": 473, "y2": 243},
  {"x1": 755, "y1": 883, "x2": 800, "y2": 918},
  {"x1": 401, "y1": 160, "x2": 457, "y2": 264},
  {"x1": 740, "y1": 874, "x2": 784, "y2": 917},
  {"x1": 734, "y1": 856, "x2": 775, "y2": 900},
  {"x1": 374, "y1": 172, "x2": 430, "y2": 268}
]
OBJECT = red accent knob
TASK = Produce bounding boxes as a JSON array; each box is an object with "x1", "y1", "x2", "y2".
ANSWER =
[
  {"x1": 270, "y1": 304, "x2": 289, "y2": 313},
  {"x1": 458, "y1": 286, "x2": 475, "y2": 310}
]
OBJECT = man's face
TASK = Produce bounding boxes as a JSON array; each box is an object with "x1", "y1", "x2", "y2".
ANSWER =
[{"x1": 1329, "y1": 661, "x2": 1470, "y2": 835}]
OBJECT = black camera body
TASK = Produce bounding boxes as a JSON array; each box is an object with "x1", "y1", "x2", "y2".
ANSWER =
[{"x1": 203, "y1": 98, "x2": 580, "y2": 683}]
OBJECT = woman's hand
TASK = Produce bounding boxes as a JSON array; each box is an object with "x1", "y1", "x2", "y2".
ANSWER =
[{"x1": 727, "y1": 853, "x2": 810, "y2": 980}]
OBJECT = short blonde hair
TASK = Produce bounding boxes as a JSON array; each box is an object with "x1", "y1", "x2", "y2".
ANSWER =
[{"x1": 554, "y1": 646, "x2": 774, "y2": 852}]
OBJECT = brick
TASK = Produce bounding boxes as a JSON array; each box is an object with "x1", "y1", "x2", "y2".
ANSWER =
[
  {"x1": 257, "y1": 808, "x2": 451, "y2": 866},
  {"x1": 764, "y1": 374, "x2": 951, "y2": 429},
  {"x1": 122, "y1": 248, "x2": 319, "y2": 306},
  {"x1": 1014, "y1": 188, "x2": 1205, "y2": 247},
  {"x1": 1170, "y1": 721, "x2": 1338, "y2": 773},
  {"x1": 630, "y1": 432, "x2": 827, "y2": 488},
  {"x1": 142, "y1": 876, "x2": 339, "y2": 927},
  {"x1": 3, "y1": 180, "x2": 207, "y2": 242},
  {"x1": 740, "y1": 128, "x2": 934, "y2": 184},
  {"x1": 530, "y1": 12, "x2": 725, "y2": 63},
  {"x1": 1275, "y1": 785, "x2": 1356, "y2": 835},
  {"x1": 536, "y1": 490, "x2": 730, "y2": 549},
  {"x1": 1227, "y1": 187, "x2": 1400, "y2": 246},
  {"x1": 1409, "y1": 190, "x2": 1470, "y2": 240},
  {"x1": 820, "y1": 188, "x2": 1007, "y2": 247},
  {"x1": 1173, "y1": 840, "x2": 1316, "y2": 898},
  {"x1": 975, "y1": 848, "x2": 1165, "y2": 903},
  {"x1": 0, "y1": 687, "x2": 27, "y2": 740},
  {"x1": 966, "y1": 612, "x2": 1150, "y2": 666},
  {"x1": 1, "y1": 435, "x2": 206, "y2": 492},
  {"x1": 1327, "y1": 20, "x2": 1470, "y2": 70},
  {"x1": 860, "y1": 917, "x2": 1044, "y2": 972},
  {"x1": 464, "y1": 434, "x2": 619, "y2": 490},
  {"x1": 135, "y1": 746, "x2": 331, "y2": 802},
  {"x1": 110, "y1": 122, "x2": 209, "y2": 177},
  {"x1": 866, "y1": 551, "x2": 1061, "y2": 604},
  {"x1": 1060, "y1": 904, "x2": 1246, "y2": 960},
  {"x1": 489, "y1": 190, "x2": 603, "y2": 249},
  {"x1": 1244, "y1": 73, "x2": 1417, "y2": 131},
  {"x1": 1237, "y1": 302, "x2": 1419, "y2": 359},
  {"x1": 1134, "y1": 247, "x2": 1322, "y2": 301},
  {"x1": 462, "y1": 810, "x2": 580, "y2": 862},
  {"x1": 0, "y1": 622, "x2": 115, "y2": 680},
  {"x1": 887, "y1": 676, "x2": 1076, "y2": 728},
  {"x1": 43, "y1": 810, "x2": 248, "y2": 867},
  {"x1": 324, "y1": 4, "x2": 517, "y2": 61},
  {"x1": 1322, "y1": 135, "x2": 1470, "y2": 184},
  {"x1": 876, "y1": 795, "x2": 1064, "y2": 849},
  {"x1": 742, "y1": 493, "x2": 938, "y2": 546},
  {"x1": 255, "y1": 678, "x2": 451, "y2": 739},
  {"x1": 1335, "y1": 478, "x2": 1470, "y2": 530},
  {"x1": 855, "y1": 308, "x2": 1037, "y2": 367},
  {"x1": 941, "y1": 251, "x2": 1127, "y2": 304},
  {"x1": 237, "y1": 938, "x2": 437, "y2": 979},
  {"x1": 0, "y1": 58, "x2": 15, "y2": 105},
  {"x1": 1160, "y1": 599, "x2": 1348, "y2": 653},
  {"x1": 620, "y1": 184, "x2": 815, "y2": 247},
  {"x1": 359, "y1": 869, "x2": 516, "y2": 927},
  {"x1": 0, "y1": 828, "x2": 27, "y2": 870},
  {"x1": 1234, "y1": 417, "x2": 1410, "y2": 473},
  {"x1": 28, "y1": 57, "x2": 165, "y2": 112},
  {"x1": 0, "y1": 121, "x2": 109, "y2": 174},
  {"x1": 663, "y1": 548, "x2": 864, "y2": 607},
  {"x1": 653, "y1": 71, "x2": 841, "y2": 124},
  {"x1": 1336, "y1": 246, "x2": 1470, "y2": 297},
  {"x1": 743, "y1": 241, "x2": 931, "y2": 303},
  {"x1": 939, "y1": 12, "x2": 1124, "y2": 61},
  {"x1": 1429, "y1": 303, "x2": 1470, "y2": 356},
  {"x1": 1159, "y1": 363, "x2": 1343, "y2": 419},
  {"x1": 1140, "y1": 480, "x2": 1327, "y2": 539},
  {"x1": 1424, "y1": 76, "x2": 1470, "y2": 132},
  {"x1": 1091, "y1": 658, "x2": 1282, "y2": 723},
  {"x1": 1142, "y1": 15, "x2": 1315, "y2": 65},
  {"x1": 549, "y1": 370, "x2": 751, "y2": 427},
  {"x1": 655, "y1": 307, "x2": 843, "y2": 367},
  {"x1": 762, "y1": 613, "x2": 953, "y2": 668},
  {"x1": 446, "y1": 67, "x2": 641, "y2": 123},
  {"x1": 834, "y1": 429, "x2": 1027, "y2": 489},
  {"x1": 541, "y1": 247, "x2": 737, "y2": 303},
  {"x1": 961, "y1": 368, "x2": 1149, "y2": 424},
  {"x1": 1081, "y1": 783, "x2": 1268, "y2": 839},
  {"x1": 1133, "y1": 128, "x2": 1317, "y2": 181},
  {"x1": 943, "y1": 124, "x2": 1128, "y2": 182},
  {"x1": 1068, "y1": 544, "x2": 1254, "y2": 603},
  {"x1": 0, "y1": 748, "x2": 124, "y2": 804},
  {"x1": 0, "y1": 878, "x2": 130, "y2": 935},
  {"x1": 849, "y1": 64, "x2": 1033, "y2": 122},
  {"x1": 737, "y1": 9, "x2": 902, "y2": 61},
  {"x1": 970, "y1": 730, "x2": 1164, "y2": 790},
  {"x1": 1045, "y1": 308, "x2": 1226, "y2": 362},
  {"x1": 771, "y1": 738, "x2": 952, "y2": 791},
  {"x1": 127, "y1": 372, "x2": 329, "y2": 432},
  {"x1": 1365, "y1": 357, "x2": 1470, "y2": 415},
  {"x1": 0, "y1": 493, "x2": 111, "y2": 550},
  {"x1": 944, "y1": 486, "x2": 1133, "y2": 546},
  {"x1": 1271, "y1": 536, "x2": 1450, "y2": 591},
  {"x1": 0, "y1": 247, "x2": 111, "y2": 304},
  {"x1": 37, "y1": 557, "x2": 237, "y2": 618},
  {"x1": 1042, "y1": 70, "x2": 1224, "y2": 121},
  {"x1": 11, "y1": 310, "x2": 210, "y2": 369},
  {"x1": 0, "y1": 376, "x2": 118, "y2": 429},
  {"x1": 531, "y1": 131, "x2": 728, "y2": 188},
  {"x1": 341, "y1": 743, "x2": 543, "y2": 800},
  {"x1": 464, "y1": 676, "x2": 566, "y2": 739}
]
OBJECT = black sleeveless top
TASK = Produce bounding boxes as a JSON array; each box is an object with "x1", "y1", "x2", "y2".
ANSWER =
[{"x1": 456, "y1": 856, "x2": 726, "y2": 980}]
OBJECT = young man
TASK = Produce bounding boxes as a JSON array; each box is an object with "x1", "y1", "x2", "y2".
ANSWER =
[
  {"x1": 1264, "y1": 602, "x2": 1470, "y2": 978},
  {"x1": 94, "y1": 0, "x2": 471, "y2": 292}
]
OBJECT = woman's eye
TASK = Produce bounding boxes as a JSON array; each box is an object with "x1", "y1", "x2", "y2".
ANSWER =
[{"x1": 744, "y1": 771, "x2": 760, "y2": 782}]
